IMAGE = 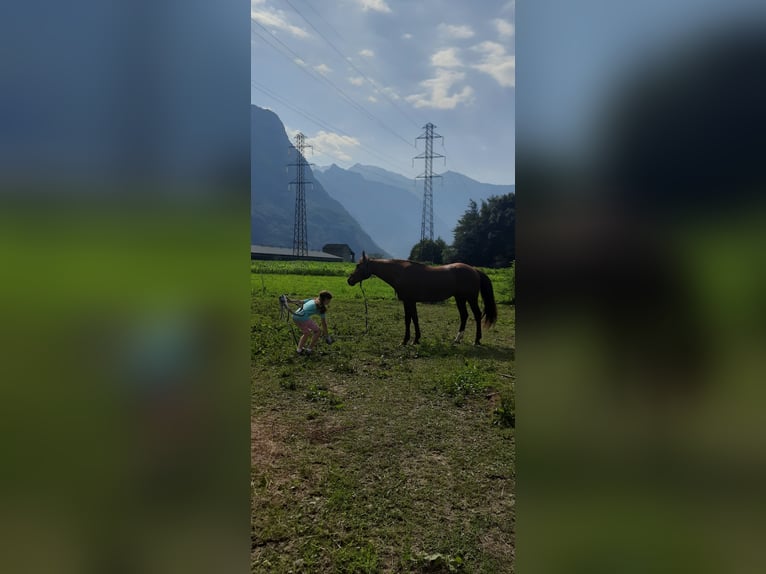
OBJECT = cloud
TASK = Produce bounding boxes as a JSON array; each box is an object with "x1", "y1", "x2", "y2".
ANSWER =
[
  {"x1": 352, "y1": 0, "x2": 392, "y2": 14},
  {"x1": 471, "y1": 41, "x2": 515, "y2": 88},
  {"x1": 314, "y1": 63, "x2": 332, "y2": 75},
  {"x1": 406, "y1": 69, "x2": 475, "y2": 109},
  {"x1": 381, "y1": 86, "x2": 402, "y2": 101},
  {"x1": 284, "y1": 125, "x2": 303, "y2": 143},
  {"x1": 348, "y1": 76, "x2": 365, "y2": 86},
  {"x1": 307, "y1": 131, "x2": 361, "y2": 163},
  {"x1": 493, "y1": 18, "x2": 515, "y2": 38},
  {"x1": 368, "y1": 96, "x2": 378, "y2": 103},
  {"x1": 501, "y1": 0, "x2": 516, "y2": 13},
  {"x1": 431, "y1": 48, "x2": 463, "y2": 68},
  {"x1": 251, "y1": 2, "x2": 309, "y2": 38},
  {"x1": 359, "y1": 49, "x2": 375, "y2": 58},
  {"x1": 402, "y1": 33, "x2": 413, "y2": 40},
  {"x1": 438, "y1": 23, "x2": 475, "y2": 40}
]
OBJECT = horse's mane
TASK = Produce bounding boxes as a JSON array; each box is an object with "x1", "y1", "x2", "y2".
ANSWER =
[{"x1": 368, "y1": 257, "x2": 422, "y2": 266}]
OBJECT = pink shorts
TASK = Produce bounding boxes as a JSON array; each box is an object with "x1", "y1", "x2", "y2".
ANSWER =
[{"x1": 295, "y1": 319, "x2": 319, "y2": 335}]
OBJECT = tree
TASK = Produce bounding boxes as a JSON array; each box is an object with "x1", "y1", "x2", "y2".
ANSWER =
[
  {"x1": 409, "y1": 238, "x2": 448, "y2": 263},
  {"x1": 451, "y1": 194, "x2": 515, "y2": 267},
  {"x1": 451, "y1": 200, "x2": 481, "y2": 264},
  {"x1": 485, "y1": 193, "x2": 515, "y2": 266}
]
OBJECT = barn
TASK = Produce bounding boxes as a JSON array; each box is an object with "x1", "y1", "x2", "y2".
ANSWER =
[{"x1": 321, "y1": 243, "x2": 355, "y2": 262}]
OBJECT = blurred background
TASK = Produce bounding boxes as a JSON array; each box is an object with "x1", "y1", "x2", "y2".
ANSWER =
[
  {"x1": 4, "y1": 0, "x2": 766, "y2": 572},
  {"x1": 0, "y1": 1, "x2": 249, "y2": 573},
  {"x1": 517, "y1": 1, "x2": 766, "y2": 572}
]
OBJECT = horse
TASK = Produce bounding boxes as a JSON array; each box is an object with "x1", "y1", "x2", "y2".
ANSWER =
[{"x1": 347, "y1": 251, "x2": 498, "y2": 346}]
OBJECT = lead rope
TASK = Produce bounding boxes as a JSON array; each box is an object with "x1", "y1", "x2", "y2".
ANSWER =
[
  {"x1": 279, "y1": 295, "x2": 300, "y2": 346},
  {"x1": 359, "y1": 281, "x2": 369, "y2": 334},
  {"x1": 278, "y1": 295, "x2": 289, "y2": 321}
]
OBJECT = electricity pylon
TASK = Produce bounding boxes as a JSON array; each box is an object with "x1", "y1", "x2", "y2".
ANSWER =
[
  {"x1": 414, "y1": 123, "x2": 445, "y2": 242},
  {"x1": 288, "y1": 132, "x2": 313, "y2": 258}
]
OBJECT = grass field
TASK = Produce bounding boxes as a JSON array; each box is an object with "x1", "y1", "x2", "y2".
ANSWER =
[{"x1": 251, "y1": 260, "x2": 515, "y2": 573}]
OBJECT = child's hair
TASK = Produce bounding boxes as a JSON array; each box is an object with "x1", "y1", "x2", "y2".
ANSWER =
[{"x1": 317, "y1": 290, "x2": 333, "y2": 313}]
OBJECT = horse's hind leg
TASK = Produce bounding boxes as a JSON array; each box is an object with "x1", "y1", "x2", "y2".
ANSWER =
[
  {"x1": 454, "y1": 297, "x2": 469, "y2": 343},
  {"x1": 402, "y1": 302, "x2": 412, "y2": 345},
  {"x1": 469, "y1": 297, "x2": 483, "y2": 345}
]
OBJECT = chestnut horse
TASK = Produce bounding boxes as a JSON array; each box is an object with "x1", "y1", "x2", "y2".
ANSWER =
[{"x1": 347, "y1": 251, "x2": 497, "y2": 345}]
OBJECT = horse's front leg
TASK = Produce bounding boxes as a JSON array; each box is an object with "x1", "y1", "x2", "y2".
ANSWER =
[{"x1": 402, "y1": 302, "x2": 411, "y2": 345}]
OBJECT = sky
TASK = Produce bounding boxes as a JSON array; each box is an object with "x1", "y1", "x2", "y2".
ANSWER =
[{"x1": 251, "y1": 0, "x2": 515, "y2": 185}]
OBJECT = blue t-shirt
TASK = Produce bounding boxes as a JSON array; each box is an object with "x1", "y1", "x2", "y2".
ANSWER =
[{"x1": 293, "y1": 298, "x2": 325, "y2": 322}]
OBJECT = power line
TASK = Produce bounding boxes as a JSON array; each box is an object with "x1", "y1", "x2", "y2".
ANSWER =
[
  {"x1": 251, "y1": 84, "x2": 406, "y2": 173},
  {"x1": 251, "y1": 80, "x2": 340, "y2": 136},
  {"x1": 250, "y1": 80, "x2": 407, "y2": 172},
  {"x1": 252, "y1": 20, "x2": 392, "y2": 137},
  {"x1": 295, "y1": 0, "x2": 346, "y2": 44},
  {"x1": 285, "y1": 0, "x2": 422, "y2": 129},
  {"x1": 251, "y1": 18, "x2": 414, "y2": 149},
  {"x1": 251, "y1": 23, "x2": 331, "y2": 91},
  {"x1": 252, "y1": 24, "x2": 388, "y2": 141}
]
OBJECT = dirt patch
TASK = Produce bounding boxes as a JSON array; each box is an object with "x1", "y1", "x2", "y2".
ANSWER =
[
  {"x1": 306, "y1": 420, "x2": 354, "y2": 444},
  {"x1": 479, "y1": 527, "x2": 515, "y2": 568},
  {"x1": 251, "y1": 415, "x2": 290, "y2": 469}
]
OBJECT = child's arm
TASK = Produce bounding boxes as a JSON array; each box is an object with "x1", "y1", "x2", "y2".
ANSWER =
[
  {"x1": 320, "y1": 317, "x2": 329, "y2": 337},
  {"x1": 320, "y1": 317, "x2": 334, "y2": 344}
]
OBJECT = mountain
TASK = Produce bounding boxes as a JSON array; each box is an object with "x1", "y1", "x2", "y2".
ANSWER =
[
  {"x1": 251, "y1": 105, "x2": 388, "y2": 257},
  {"x1": 349, "y1": 164, "x2": 418, "y2": 195},
  {"x1": 313, "y1": 165, "x2": 452, "y2": 259},
  {"x1": 322, "y1": 164, "x2": 515, "y2": 254}
]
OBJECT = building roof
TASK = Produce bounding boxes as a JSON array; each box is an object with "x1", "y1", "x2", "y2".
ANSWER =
[
  {"x1": 251, "y1": 245, "x2": 342, "y2": 260},
  {"x1": 322, "y1": 243, "x2": 353, "y2": 250}
]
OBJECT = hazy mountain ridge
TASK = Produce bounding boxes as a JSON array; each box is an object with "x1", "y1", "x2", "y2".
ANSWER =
[
  {"x1": 251, "y1": 104, "x2": 513, "y2": 260},
  {"x1": 325, "y1": 164, "x2": 515, "y2": 257},
  {"x1": 349, "y1": 164, "x2": 418, "y2": 195},
  {"x1": 313, "y1": 165, "x2": 452, "y2": 259}
]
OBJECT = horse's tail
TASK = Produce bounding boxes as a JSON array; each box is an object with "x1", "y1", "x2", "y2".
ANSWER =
[{"x1": 479, "y1": 270, "x2": 498, "y2": 328}]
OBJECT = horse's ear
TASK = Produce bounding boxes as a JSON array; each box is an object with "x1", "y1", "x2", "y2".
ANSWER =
[{"x1": 362, "y1": 250, "x2": 367, "y2": 261}]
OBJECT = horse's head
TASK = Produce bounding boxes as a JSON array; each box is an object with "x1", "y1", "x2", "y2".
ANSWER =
[{"x1": 347, "y1": 251, "x2": 372, "y2": 285}]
